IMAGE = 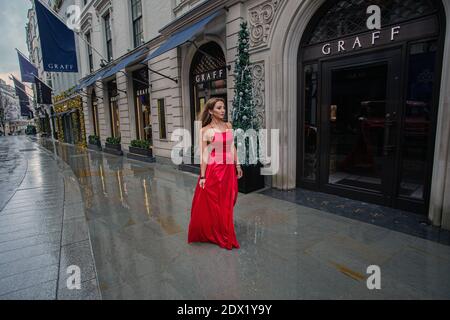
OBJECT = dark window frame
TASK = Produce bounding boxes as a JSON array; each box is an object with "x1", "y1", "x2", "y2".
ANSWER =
[
  {"x1": 131, "y1": 0, "x2": 144, "y2": 48},
  {"x1": 158, "y1": 98, "x2": 167, "y2": 140},
  {"x1": 85, "y1": 31, "x2": 94, "y2": 73},
  {"x1": 104, "y1": 13, "x2": 113, "y2": 61}
]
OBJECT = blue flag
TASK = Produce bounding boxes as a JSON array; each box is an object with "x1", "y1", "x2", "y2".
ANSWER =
[
  {"x1": 12, "y1": 76, "x2": 32, "y2": 117},
  {"x1": 17, "y1": 50, "x2": 38, "y2": 83},
  {"x1": 34, "y1": 76, "x2": 53, "y2": 105},
  {"x1": 34, "y1": 0, "x2": 78, "y2": 73}
]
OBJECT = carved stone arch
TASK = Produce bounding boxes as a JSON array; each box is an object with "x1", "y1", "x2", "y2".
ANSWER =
[
  {"x1": 181, "y1": 35, "x2": 227, "y2": 137},
  {"x1": 265, "y1": 0, "x2": 327, "y2": 190},
  {"x1": 181, "y1": 36, "x2": 227, "y2": 82}
]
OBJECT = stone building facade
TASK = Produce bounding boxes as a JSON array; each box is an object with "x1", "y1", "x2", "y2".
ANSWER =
[{"x1": 71, "y1": 0, "x2": 450, "y2": 229}]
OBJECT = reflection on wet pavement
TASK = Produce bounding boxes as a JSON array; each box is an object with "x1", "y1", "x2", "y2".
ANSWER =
[
  {"x1": 35, "y1": 137, "x2": 450, "y2": 300},
  {"x1": 0, "y1": 137, "x2": 100, "y2": 299}
]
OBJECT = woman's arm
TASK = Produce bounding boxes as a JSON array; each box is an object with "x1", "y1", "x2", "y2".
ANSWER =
[
  {"x1": 227, "y1": 122, "x2": 239, "y2": 165},
  {"x1": 228, "y1": 122, "x2": 243, "y2": 179},
  {"x1": 199, "y1": 128, "x2": 209, "y2": 188}
]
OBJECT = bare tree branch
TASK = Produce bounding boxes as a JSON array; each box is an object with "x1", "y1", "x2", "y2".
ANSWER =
[{"x1": 0, "y1": 89, "x2": 15, "y2": 133}]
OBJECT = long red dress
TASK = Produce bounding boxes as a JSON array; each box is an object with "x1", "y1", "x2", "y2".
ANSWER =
[{"x1": 188, "y1": 130, "x2": 240, "y2": 250}]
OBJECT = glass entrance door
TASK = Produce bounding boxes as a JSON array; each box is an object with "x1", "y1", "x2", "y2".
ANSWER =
[
  {"x1": 321, "y1": 50, "x2": 402, "y2": 206},
  {"x1": 63, "y1": 114, "x2": 74, "y2": 144}
]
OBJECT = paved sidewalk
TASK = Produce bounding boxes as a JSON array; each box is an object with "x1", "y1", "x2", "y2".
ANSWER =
[
  {"x1": 34, "y1": 136, "x2": 450, "y2": 300},
  {"x1": 2, "y1": 136, "x2": 450, "y2": 299},
  {"x1": 0, "y1": 136, "x2": 100, "y2": 300}
]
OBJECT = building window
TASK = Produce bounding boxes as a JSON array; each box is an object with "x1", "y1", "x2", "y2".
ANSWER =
[
  {"x1": 104, "y1": 13, "x2": 113, "y2": 61},
  {"x1": 157, "y1": 98, "x2": 167, "y2": 140},
  {"x1": 85, "y1": 31, "x2": 94, "y2": 73},
  {"x1": 303, "y1": 63, "x2": 319, "y2": 181},
  {"x1": 91, "y1": 90, "x2": 100, "y2": 137},
  {"x1": 46, "y1": 74, "x2": 52, "y2": 90},
  {"x1": 131, "y1": 0, "x2": 144, "y2": 48},
  {"x1": 107, "y1": 81, "x2": 120, "y2": 138},
  {"x1": 306, "y1": 0, "x2": 437, "y2": 45},
  {"x1": 133, "y1": 68, "x2": 152, "y2": 144},
  {"x1": 398, "y1": 40, "x2": 438, "y2": 200}
]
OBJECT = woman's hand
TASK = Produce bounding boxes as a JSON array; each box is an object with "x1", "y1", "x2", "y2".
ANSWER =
[
  {"x1": 199, "y1": 178, "x2": 206, "y2": 189},
  {"x1": 236, "y1": 166, "x2": 243, "y2": 179}
]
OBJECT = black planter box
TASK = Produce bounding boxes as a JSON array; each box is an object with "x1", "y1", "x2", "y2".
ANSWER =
[
  {"x1": 129, "y1": 146, "x2": 153, "y2": 157},
  {"x1": 238, "y1": 164, "x2": 266, "y2": 194},
  {"x1": 104, "y1": 143, "x2": 123, "y2": 156},
  {"x1": 88, "y1": 142, "x2": 102, "y2": 152},
  {"x1": 127, "y1": 146, "x2": 155, "y2": 163},
  {"x1": 179, "y1": 164, "x2": 201, "y2": 175}
]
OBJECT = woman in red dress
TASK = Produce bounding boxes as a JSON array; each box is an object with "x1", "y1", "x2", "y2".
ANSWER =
[{"x1": 188, "y1": 98, "x2": 243, "y2": 250}]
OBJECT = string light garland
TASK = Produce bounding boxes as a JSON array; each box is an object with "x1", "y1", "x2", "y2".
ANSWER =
[{"x1": 53, "y1": 88, "x2": 87, "y2": 148}]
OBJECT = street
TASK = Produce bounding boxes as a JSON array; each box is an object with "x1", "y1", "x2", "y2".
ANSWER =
[{"x1": 0, "y1": 135, "x2": 449, "y2": 299}]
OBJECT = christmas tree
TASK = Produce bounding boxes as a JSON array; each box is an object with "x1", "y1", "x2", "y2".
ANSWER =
[{"x1": 231, "y1": 21, "x2": 260, "y2": 166}]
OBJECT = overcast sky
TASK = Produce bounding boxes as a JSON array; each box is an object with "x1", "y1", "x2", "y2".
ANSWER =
[{"x1": 0, "y1": 0, "x2": 32, "y2": 86}]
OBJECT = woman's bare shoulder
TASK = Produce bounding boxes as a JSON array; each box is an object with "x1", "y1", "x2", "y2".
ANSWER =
[
  {"x1": 201, "y1": 125, "x2": 213, "y2": 132},
  {"x1": 226, "y1": 122, "x2": 233, "y2": 129},
  {"x1": 201, "y1": 125, "x2": 214, "y2": 140}
]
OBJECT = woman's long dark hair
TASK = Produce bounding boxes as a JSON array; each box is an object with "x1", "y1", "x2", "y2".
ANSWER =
[{"x1": 200, "y1": 97, "x2": 226, "y2": 128}]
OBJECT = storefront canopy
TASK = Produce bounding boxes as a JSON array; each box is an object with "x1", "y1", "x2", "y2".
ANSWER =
[
  {"x1": 75, "y1": 70, "x2": 107, "y2": 91},
  {"x1": 75, "y1": 47, "x2": 148, "y2": 91},
  {"x1": 55, "y1": 109, "x2": 78, "y2": 117},
  {"x1": 101, "y1": 47, "x2": 148, "y2": 79},
  {"x1": 143, "y1": 10, "x2": 221, "y2": 63}
]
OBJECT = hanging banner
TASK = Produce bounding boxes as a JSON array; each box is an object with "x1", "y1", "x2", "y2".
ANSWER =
[
  {"x1": 34, "y1": 76, "x2": 53, "y2": 105},
  {"x1": 34, "y1": 0, "x2": 79, "y2": 73},
  {"x1": 12, "y1": 76, "x2": 32, "y2": 117},
  {"x1": 17, "y1": 50, "x2": 39, "y2": 83}
]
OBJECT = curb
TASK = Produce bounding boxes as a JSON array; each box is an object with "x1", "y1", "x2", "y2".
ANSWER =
[{"x1": 31, "y1": 138, "x2": 102, "y2": 300}]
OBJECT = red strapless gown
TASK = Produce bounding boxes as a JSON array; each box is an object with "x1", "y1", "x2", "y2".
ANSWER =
[{"x1": 188, "y1": 130, "x2": 240, "y2": 250}]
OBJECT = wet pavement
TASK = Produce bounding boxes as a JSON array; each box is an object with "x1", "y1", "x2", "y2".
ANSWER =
[
  {"x1": 1, "y1": 135, "x2": 450, "y2": 299},
  {"x1": 261, "y1": 188, "x2": 450, "y2": 246},
  {"x1": 0, "y1": 136, "x2": 100, "y2": 300}
]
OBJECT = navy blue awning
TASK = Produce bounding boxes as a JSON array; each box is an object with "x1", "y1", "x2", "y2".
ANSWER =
[
  {"x1": 75, "y1": 68, "x2": 109, "y2": 91},
  {"x1": 101, "y1": 47, "x2": 148, "y2": 79},
  {"x1": 143, "y1": 11, "x2": 221, "y2": 63},
  {"x1": 76, "y1": 47, "x2": 149, "y2": 91},
  {"x1": 75, "y1": 73, "x2": 96, "y2": 91}
]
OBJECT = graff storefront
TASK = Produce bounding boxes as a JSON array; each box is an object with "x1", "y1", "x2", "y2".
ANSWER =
[
  {"x1": 297, "y1": 0, "x2": 445, "y2": 214},
  {"x1": 260, "y1": 0, "x2": 450, "y2": 227}
]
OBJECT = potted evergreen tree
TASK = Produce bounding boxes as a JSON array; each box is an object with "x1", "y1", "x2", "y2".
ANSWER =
[{"x1": 232, "y1": 21, "x2": 265, "y2": 194}]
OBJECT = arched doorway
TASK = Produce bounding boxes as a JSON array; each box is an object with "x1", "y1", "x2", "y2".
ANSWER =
[
  {"x1": 297, "y1": 0, "x2": 446, "y2": 214},
  {"x1": 189, "y1": 41, "x2": 227, "y2": 159}
]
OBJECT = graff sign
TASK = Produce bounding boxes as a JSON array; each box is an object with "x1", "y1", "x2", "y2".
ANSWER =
[
  {"x1": 302, "y1": 16, "x2": 439, "y2": 61},
  {"x1": 321, "y1": 26, "x2": 400, "y2": 56},
  {"x1": 194, "y1": 68, "x2": 226, "y2": 84}
]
